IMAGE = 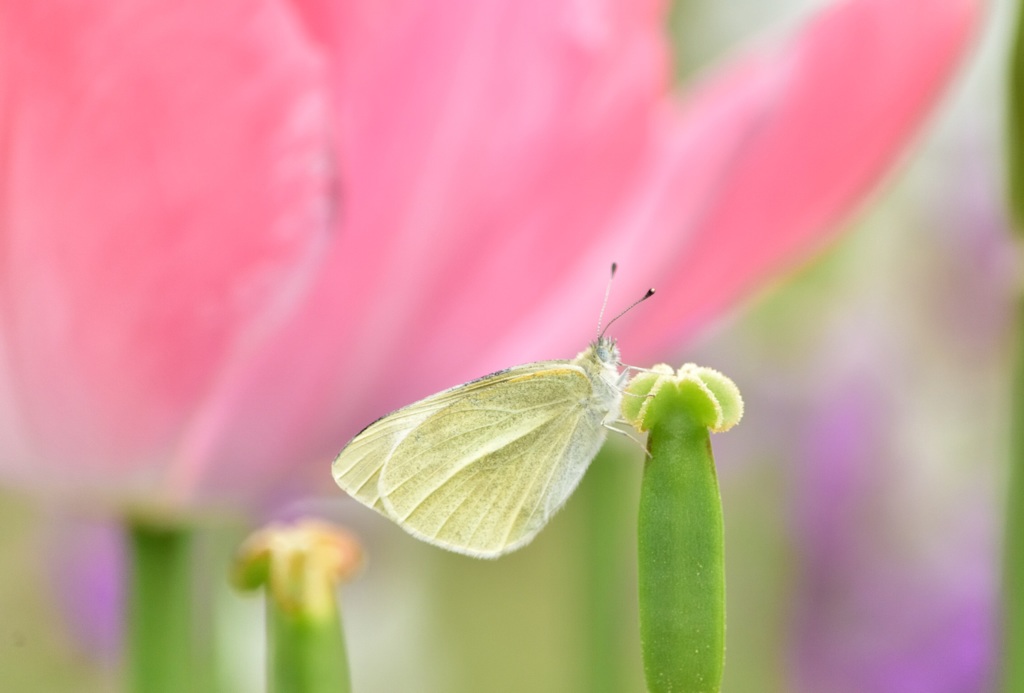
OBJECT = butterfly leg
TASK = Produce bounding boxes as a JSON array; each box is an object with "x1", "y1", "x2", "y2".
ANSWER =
[{"x1": 603, "y1": 422, "x2": 651, "y2": 457}]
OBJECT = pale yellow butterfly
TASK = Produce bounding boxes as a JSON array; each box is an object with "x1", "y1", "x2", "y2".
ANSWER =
[{"x1": 332, "y1": 266, "x2": 653, "y2": 558}]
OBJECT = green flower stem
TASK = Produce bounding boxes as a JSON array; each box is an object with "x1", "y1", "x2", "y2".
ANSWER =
[
  {"x1": 266, "y1": 594, "x2": 351, "y2": 693},
  {"x1": 233, "y1": 519, "x2": 362, "y2": 693},
  {"x1": 624, "y1": 364, "x2": 742, "y2": 693},
  {"x1": 1008, "y1": 0, "x2": 1024, "y2": 232},
  {"x1": 1003, "y1": 292, "x2": 1024, "y2": 692},
  {"x1": 579, "y1": 448, "x2": 635, "y2": 693},
  {"x1": 1005, "y1": 0, "x2": 1024, "y2": 686},
  {"x1": 127, "y1": 520, "x2": 195, "y2": 693},
  {"x1": 637, "y1": 390, "x2": 725, "y2": 693}
]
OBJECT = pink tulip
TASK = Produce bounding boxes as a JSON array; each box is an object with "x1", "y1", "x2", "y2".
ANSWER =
[{"x1": 0, "y1": 0, "x2": 981, "y2": 511}]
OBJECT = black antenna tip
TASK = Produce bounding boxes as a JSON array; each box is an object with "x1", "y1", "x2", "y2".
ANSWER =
[
  {"x1": 610, "y1": 262, "x2": 618, "y2": 276},
  {"x1": 599, "y1": 284, "x2": 655, "y2": 337}
]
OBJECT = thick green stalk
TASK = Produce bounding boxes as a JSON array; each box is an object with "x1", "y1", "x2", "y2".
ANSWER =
[
  {"x1": 127, "y1": 521, "x2": 195, "y2": 693},
  {"x1": 624, "y1": 364, "x2": 740, "y2": 693},
  {"x1": 233, "y1": 519, "x2": 360, "y2": 693},
  {"x1": 637, "y1": 391, "x2": 725, "y2": 693},
  {"x1": 267, "y1": 596, "x2": 350, "y2": 693}
]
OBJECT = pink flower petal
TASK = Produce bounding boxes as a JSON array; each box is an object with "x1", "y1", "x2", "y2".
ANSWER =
[
  {"x1": 0, "y1": 0, "x2": 334, "y2": 502},
  {"x1": 168, "y1": 0, "x2": 678, "y2": 502},
  {"x1": 624, "y1": 0, "x2": 982, "y2": 358}
]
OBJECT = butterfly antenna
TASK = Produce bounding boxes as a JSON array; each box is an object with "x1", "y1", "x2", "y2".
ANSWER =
[
  {"x1": 595, "y1": 262, "x2": 618, "y2": 339},
  {"x1": 600, "y1": 287, "x2": 655, "y2": 338}
]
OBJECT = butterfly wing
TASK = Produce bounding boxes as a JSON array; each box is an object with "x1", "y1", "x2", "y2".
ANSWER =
[
  {"x1": 332, "y1": 368, "x2": 538, "y2": 513},
  {"x1": 375, "y1": 364, "x2": 611, "y2": 558}
]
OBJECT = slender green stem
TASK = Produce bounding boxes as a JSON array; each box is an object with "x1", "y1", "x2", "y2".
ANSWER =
[
  {"x1": 267, "y1": 598, "x2": 351, "y2": 693},
  {"x1": 1007, "y1": 0, "x2": 1024, "y2": 232},
  {"x1": 127, "y1": 521, "x2": 195, "y2": 693},
  {"x1": 637, "y1": 388, "x2": 726, "y2": 693},
  {"x1": 1003, "y1": 293, "x2": 1024, "y2": 691},
  {"x1": 579, "y1": 448, "x2": 636, "y2": 693},
  {"x1": 1004, "y1": 0, "x2": 1024, "y2": 686}
]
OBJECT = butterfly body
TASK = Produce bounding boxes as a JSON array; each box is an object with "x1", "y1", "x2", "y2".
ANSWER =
[{"x1": 332, "y1": 336, "x2": 624, "y2": 558}]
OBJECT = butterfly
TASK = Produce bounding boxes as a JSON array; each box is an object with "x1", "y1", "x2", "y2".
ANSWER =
[{"x1": 332, "y1": 267, "x2": 652, "y2": 558}]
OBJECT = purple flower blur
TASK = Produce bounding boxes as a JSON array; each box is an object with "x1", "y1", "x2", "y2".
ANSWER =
[{"x1": 791, "y1": 373, "x2": 995, "y2": 693}]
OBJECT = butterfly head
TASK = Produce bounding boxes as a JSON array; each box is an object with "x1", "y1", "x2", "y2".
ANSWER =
[{"x1": 592, "y1": 335, "x2": 620, "y2": 365}]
